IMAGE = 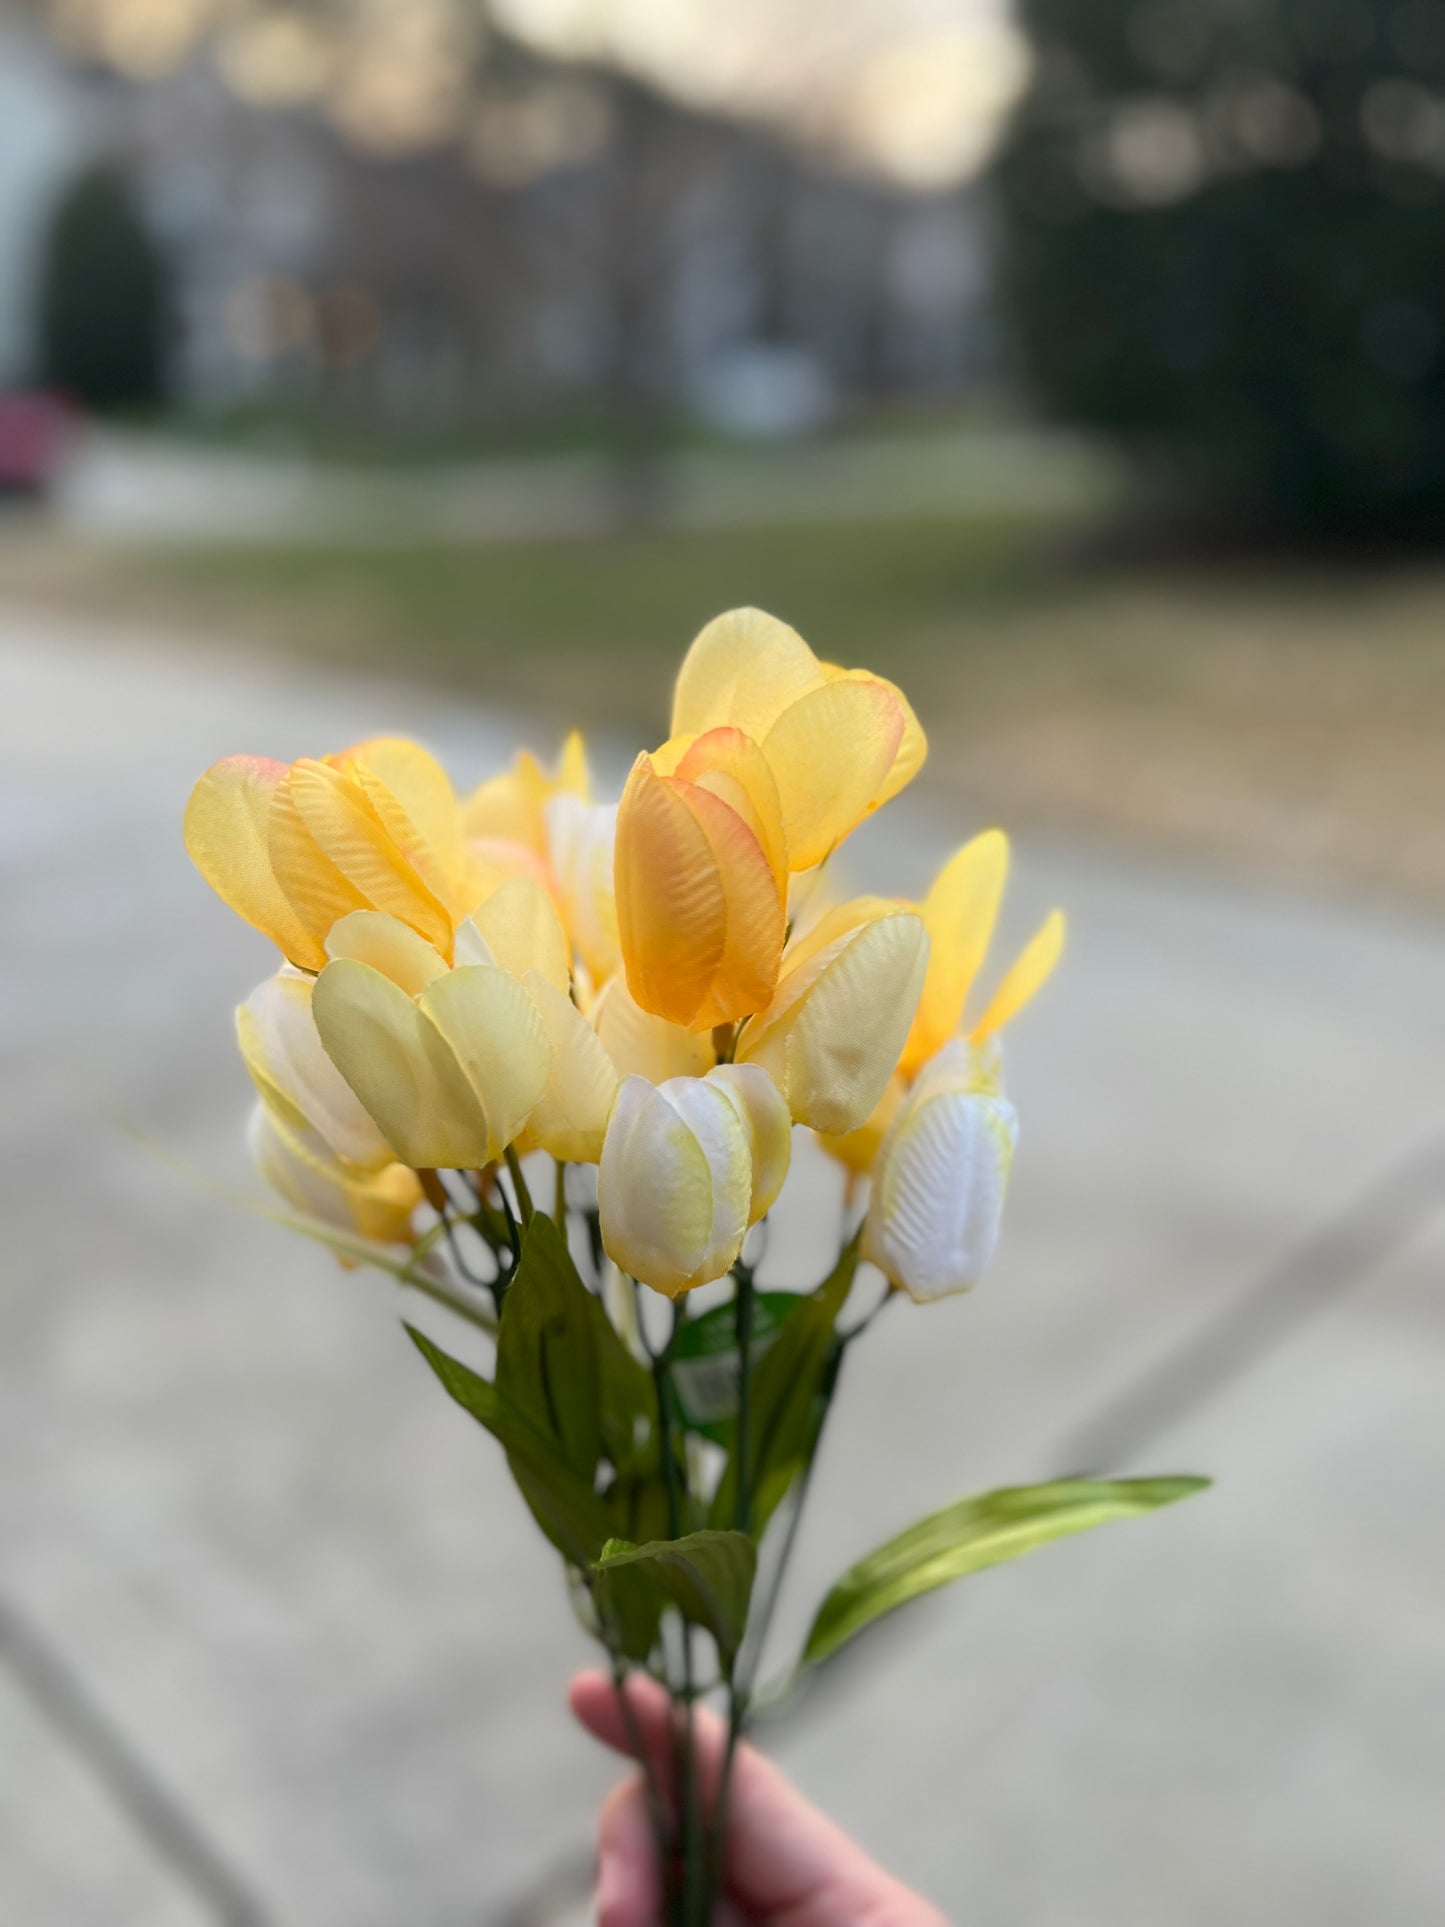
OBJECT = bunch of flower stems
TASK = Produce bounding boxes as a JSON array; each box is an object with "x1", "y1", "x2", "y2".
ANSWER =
[{"x1": 408, "y1": 1153, "x2": 865, "y2": 1927}]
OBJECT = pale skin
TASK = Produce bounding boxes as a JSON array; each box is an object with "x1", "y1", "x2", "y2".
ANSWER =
[{"x1": 570, "y1": 1671, "x2": 949, "y2": 1927}]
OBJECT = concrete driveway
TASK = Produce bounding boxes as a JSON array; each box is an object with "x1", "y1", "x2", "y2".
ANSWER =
[{"x1": 3, "y1": 606, "x2": 1444, "y2": 1926}]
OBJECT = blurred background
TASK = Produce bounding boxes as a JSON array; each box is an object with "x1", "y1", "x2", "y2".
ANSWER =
[{"x1": 3, "y1": 0, "x2": 1445, "y2": 1922}]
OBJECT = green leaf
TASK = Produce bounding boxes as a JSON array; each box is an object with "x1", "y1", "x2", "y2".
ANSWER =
[
  {"x1": 496, "y1": 1213, "x2": 602, "y2": 1479},
  {"x1": 406, "y1": 1325, "x2": 613, "y2": 1568},
  {"x1": 802, "y1": 1476, "x2": 1211, "y2": 1670},
  {"x1": 595, "y1": 1530, "x2": 758, "y2": 1663},
  {"x1": 709, "y1": 1237, "x2": 860, "y2": 1536}
]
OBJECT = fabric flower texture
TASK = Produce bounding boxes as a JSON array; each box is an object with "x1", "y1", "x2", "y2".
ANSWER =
[{"x1": 185, "y1": 606, "x2": 1208, "y2": 1927}]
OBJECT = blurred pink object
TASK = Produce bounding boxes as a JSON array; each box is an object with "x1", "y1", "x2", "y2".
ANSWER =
[{"x1": 0, "y1": 390, "x2": 73, "y2": 496}]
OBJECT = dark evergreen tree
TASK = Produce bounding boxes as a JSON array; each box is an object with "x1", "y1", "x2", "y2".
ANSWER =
[
  {"x1": 995, "y1": 0, "x2": 1445, "y2": 534},
  {"x1": 36, "y1": 163, "x2": 170, "y2": 413}
]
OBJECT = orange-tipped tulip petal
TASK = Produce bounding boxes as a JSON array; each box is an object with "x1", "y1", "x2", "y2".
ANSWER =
[{"x1": 614, "y1": 753, "x2": 784, "y2": 1031}]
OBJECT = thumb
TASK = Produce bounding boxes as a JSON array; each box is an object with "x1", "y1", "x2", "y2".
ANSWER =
[{"x1": 595, "y1": 1777, "x2": 662, "y2": 1927}]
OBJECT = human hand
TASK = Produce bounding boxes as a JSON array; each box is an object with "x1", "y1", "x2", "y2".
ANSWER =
[{"x1": 570, "y1": 1670, "x2": 949, "y2": 1926}]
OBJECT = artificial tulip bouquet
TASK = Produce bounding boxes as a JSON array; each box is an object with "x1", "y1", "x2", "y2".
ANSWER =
[{"x1": 185, "y1": 609, "x2": 1204, "y2": 1923}]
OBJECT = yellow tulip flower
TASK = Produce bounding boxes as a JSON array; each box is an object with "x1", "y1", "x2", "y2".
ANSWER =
[
  {"x1": 671, "y1": 608, "x2": 927, "y2": 870},
  {"x1": 310, "y1": 889, "x2": 616, "y2": 1170},
  {"x1": 597, "y1": 1065, "x2": 791, "y2": 1296},
  {"x1": 614, "y1": 728, "x2": 787, "y2": 1031},
  {"x1": 736, "y1": 904, "x2": 929, "y2": 1135},
  {"x1": 863, "y1": 1039, "x2": 1018, "y2": 1301},
  {"x1": 898, "y1": 831, "x2": 1065, "y2": 1080},
  {"x1": 248, "y1": 1102, "x2": 423, "y2": 1248},
  {"x1": 185, "y1": 737, "x2": 481, "y2": 972}
]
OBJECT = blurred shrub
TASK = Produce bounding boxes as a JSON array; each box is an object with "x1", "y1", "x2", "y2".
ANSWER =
[
  {"x1": 996, "y1": 0, "x2": 1445, "y2": 534},
  {"x1": 37, "y1": 164, "x2": 169, "y2": 413}
]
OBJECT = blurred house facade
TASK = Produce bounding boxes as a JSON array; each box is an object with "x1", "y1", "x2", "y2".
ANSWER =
[
  {"x1": 12, "y1": 16, "x2": 995, "y2": 434},
  {"x1": 0, "y1": 18, "x2": 95, "y2": 386}
]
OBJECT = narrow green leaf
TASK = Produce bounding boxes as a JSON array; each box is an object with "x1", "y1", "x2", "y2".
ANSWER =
[
  {"x1": 406, "y1": 1325, "x2": 612, "y2": 1568},
  {"x1": 595, "y1": 1530, "x2": 758, "y2": 1662},
  {"x1": 496, "y1": 1213, "x2": 602, "y2": 1479},
  {"x1": 709, "y1": 1237, "x2": 860, "y2": 1535},
  {"x1": 802, "y1": 1476, "x2": 1211, "y2": 1670}
]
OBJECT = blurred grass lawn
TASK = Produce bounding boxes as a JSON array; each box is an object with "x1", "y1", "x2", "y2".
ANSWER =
[{"x1": 8, "y1": 501, "x2": 1445, "y2": 901}]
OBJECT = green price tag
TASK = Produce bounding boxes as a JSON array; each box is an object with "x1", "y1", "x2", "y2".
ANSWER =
[{"x1": 671, "y1": 1292, "x2": 804, "y2": 1442}]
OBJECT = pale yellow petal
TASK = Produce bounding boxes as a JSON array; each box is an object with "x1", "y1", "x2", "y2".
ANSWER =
[
  {"x1": 237, "y1": 969, "x2": 394, "y2": 1169},
  {"x1": 739, "y1": 910, "x2": 928, "y2": 1135},
  {"x1": 470, "y1": 875, "x2": 571, "y2": 993},
  {"x1": 184, "y1": 755, "x2": 321, "y2": 967},
  {"x1": 898, "y1": 831, "x2": 1009, "y2": 1077},
  {"x1": 671, "y1": 606, "x2": 825, "y2": 740},
  {"x1": 516, "y1": 972, "x2": 620, "y2": 1163},
  {"x1": 970, "y1": 910, "x2": 1066, "y2": 1043},
  {"x1": 418, "y1": 965, "x2": 551, "y2": 1156},
  {"x1": 267, "y1": 766, "x2": 370, "y2": 958},
  {"x1": 706, "y1": 1063, "x2": 792, "y2": 1223},
  {"x1": 287, "y1": 758, "x2": 453, "y2": 954},
  {"x1": 557, "y1": 729, "x2": 590, "y2": 798},
  {"x1": 338, "y1": 737, "x2": 469, "y2": 914},
  {"x1": 821, "y1": 665, "x2": 927, "y2": 812},
  {"x1": 761, "y1": 677, "x2": 905, "y2": 870},
  {"x1": 598, "y1": 1076, "x2": 718, "y2": 1297},
  {"x1": 248, "y1": 1103, "x2": 421, "y2": 1247},
  {"x1": 544, "y1": 793, "x2": 621, "y2": 984},
  {"x1": 816, "y1": 1072, "x2": 905, "y2": 1179},
  {"x1": 324, "y1": 909, "x2": 448, "y2": 996},
  {"x1": 592, "y1": 972, "x2": 717, "y2": 1084},
  {"x1": 311, "y1": 958, "x2": 495, "y2": 1168}
]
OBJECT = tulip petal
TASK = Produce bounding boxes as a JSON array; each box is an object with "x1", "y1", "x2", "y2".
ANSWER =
[
  {"x1": 545, "y1": 793, "x2": 621, "y2": 984},
  {"x1": 971, "y1": 910, "x2": 1066, "y2": 1043},
  {"x1": 899, "y1": 831, "x2": 1009, "y2": 1077},
  {"x1": 670, "y1": 727, "x2": 789, "y2": 889},
  {"x1": 338, "y1": 737, "x2": 469, "y2": 914},
  {"x1": 517, "y1": 972, "x2": 620, "y2": 1162},
  {"x1": 418, "y1": 965, "x2": 551, "y2": 1156},
  {"x1": 325, "y1": 909, "x2": 449, "y2": 996},
  {"x1": 740, "y1": 910, "x2": 928, "y2": 1135},
  {"x1": 311, "y1": 958, "x2": 496, "y2": 1168},
  {"x1": 865, "y1": 1090, "x2": 1018, "y2": 1301},
  {"x1": 816, "y1": 1072, "x2": 905, "y2": 1181},
  {"x1": 662, "y1": 1077, "x2": 752, "y2": 1278},
  {"x1": 671, "y1": 607, "x2": 824, "y2": 740},
  {"x1": 184, "y1": 755, "x2": 322, "y2": 966},
  {"x1": 267, "y1": 767, "x2": 373, "y2": 957},
  {"x1": 821, "y1": 665, "x2": 927, "y2": 812},
  {"x1": 706, "y1": 1063, "x2": 792, "y2": 1223},
  {"x1": 237, "y1": 969, "x2": 395, "y2": 1170},
  {"x1": 598, "y1": 1076, "x2": 719, "y2": 1297},
  {"x1": 287, "y1": 758, "x2": 454, "y2": 954},
  {"x1": 249, "y1": 1103, "x2": 420, "y2": 1247},
  {"x1": 592, "y1": 972, "x2": 717, "y2": 1084},
  {"x1": 761, "y1": 678, "x2": 905, "y2": 870},
  {"x1": 615, "y1": 756, "x2": 783, "y2": 1030},
  {"x1": 471, "y1": 875, "x2": 571, "y2": 992}
]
